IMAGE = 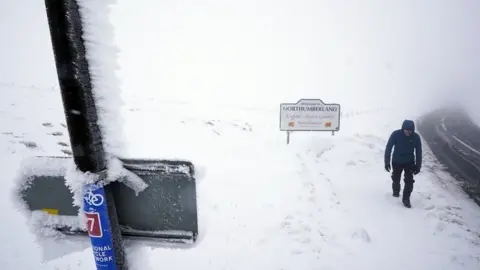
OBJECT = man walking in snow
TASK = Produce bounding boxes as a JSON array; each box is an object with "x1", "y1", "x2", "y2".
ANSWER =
[{"x1": 384, "y1": 119, "x2": 422, "y2": 208}]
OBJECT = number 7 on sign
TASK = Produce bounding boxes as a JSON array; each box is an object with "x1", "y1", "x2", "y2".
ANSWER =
[{"x1": 85, "y1": 212, "x2": 103, "y2": 237}]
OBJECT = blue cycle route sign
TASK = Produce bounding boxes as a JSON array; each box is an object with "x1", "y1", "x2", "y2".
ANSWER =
[{"x1": 83, "y1": 183, "x2": 117, "y2": 269}]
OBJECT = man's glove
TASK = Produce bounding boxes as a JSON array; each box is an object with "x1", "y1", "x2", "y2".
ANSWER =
[{"x1": 385, "y1": 164, "x2": 391, "y2": 172}]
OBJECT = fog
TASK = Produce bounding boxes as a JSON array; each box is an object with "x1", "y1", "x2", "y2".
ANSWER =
[
  {"x1": 0, "y1": 1, "x2": 58, "y2": 88},
  {"x1": 1, "y1": 0, "x2": 480, "y2": 119}
]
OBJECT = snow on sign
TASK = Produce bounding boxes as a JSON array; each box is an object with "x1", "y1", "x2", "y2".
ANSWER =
[{"x1": 280, "y1": 99, "x2": 341, "y2": 143}]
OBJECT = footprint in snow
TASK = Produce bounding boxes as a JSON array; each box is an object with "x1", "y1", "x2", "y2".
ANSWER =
[
  {"x1": 281, "y1": 215, "x2": 294, "y2": 229},
  {"x1": 204, "y1": 122, "x2": 221, "y2": 135},
  {"x1": 61, "y1": 149, "x2": 72, "y2": 155},
  {"x1": 351, "y1": 227, "x2": 372, "y2": 243},
  {"x1": 291, "y1": 249, "x2": 303, "y2": 255},
  {"x1": 42, "y1": 122, "x2": 53, "y2": 127},
  {"x1": 346, "y1": 160, "x2": 356, "y2": 166},
  {"x1": 48, "y1": 131, "x2": 63, "y2": 136},
  {"x1": 424, "y1": 205, "x2": 435, "y2": 211},
  {"x1": 295, "y1": 237, "x2": 312, "y2": 244},
  {"x1": 18, "y1": 141, "x2": 38, "y2": 149}
]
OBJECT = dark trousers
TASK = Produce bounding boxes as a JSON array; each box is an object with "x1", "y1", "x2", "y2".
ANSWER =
[{"x1": 391, "y1": 162, "x2": 415, "y2": 199}]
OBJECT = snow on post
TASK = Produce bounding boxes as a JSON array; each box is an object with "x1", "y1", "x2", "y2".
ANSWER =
[
  {"x1": 75, "y1": 0, "x2": 147, "y2": 194},
  {"x1": 77, "y1": 0, "x2": 124, "y2": 160},
  {"x1": 66, "y1": 158, "x2": 148, "y2": 211}
]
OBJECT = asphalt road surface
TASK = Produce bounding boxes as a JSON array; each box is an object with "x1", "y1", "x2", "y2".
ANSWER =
[{"x1": 417, "y1": 107, "x2": 480, "y2": 205}]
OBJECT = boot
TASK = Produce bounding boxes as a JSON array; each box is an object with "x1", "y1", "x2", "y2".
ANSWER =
[
  {"x1": 392, "y1": 182, "x2": 400, "y2": 197},
  {"x1": 391, "y1": 167, "x2": 401, "y2": 198},
  {"x1": 402, "y1": 198, "x2": 411, "y2": 208},
  {"x1": 402, "y1": 179, "x2": 414, "y2": 208}
]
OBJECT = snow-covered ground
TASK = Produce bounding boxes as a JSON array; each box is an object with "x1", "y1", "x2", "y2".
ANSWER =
[
  {"x1": 2, "y1": 84, "x2": 480, "y2": 269},
  {"x1": 2, "y1": 0, "x2": 480, "y2": 269}
]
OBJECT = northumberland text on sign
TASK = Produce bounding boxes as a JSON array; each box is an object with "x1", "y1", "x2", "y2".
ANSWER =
[{"x1": 280, "y1": 99, "x2": 341, "y2": 132}]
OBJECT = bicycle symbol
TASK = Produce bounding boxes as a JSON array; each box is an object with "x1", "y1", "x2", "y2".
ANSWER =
[{"x1": 84, "y1": 189, "x2": 104, "y2": 207}]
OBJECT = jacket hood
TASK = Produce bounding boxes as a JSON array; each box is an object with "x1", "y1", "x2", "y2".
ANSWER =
[{"x1": 401, "y1": 120, "x2": 415, "y2": 131}]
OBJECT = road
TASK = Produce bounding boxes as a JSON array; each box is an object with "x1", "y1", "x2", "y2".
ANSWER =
[{"x1": 417, "y1": 108, "x2": 480, "y2": 205}]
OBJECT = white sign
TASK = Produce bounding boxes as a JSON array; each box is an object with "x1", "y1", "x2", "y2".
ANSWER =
[
  {"x1": 93, "y1": 245, "x2": 114, "y2": 263},
  {"x1": 279, "y1": 99, "x2": 341, "y2": 131}
]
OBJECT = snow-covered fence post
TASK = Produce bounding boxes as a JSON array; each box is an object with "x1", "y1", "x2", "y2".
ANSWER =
[{"x1": 44, "y1": 0, "x2": 127, "y2": 269}]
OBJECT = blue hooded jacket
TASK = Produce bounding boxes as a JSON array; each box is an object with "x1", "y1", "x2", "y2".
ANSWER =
[{"x1": 384, "y1": 120, "x2": 422, "y2": 168}]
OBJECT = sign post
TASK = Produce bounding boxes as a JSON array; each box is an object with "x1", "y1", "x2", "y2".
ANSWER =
[
  {"x1": 44, "y1": 0, "x2": 127, "y2": 269},
  {"x1": 279, "y1": 99, "x2": 341, "y2": 144}
]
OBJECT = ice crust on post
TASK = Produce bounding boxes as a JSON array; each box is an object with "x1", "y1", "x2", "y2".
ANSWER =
[
  {"x1": 76, "y1": 0, "x2": 147, "y2": 193},
  {"x1": 77, "y1": 0, "x2": 124, "y2": 160},
  {"x1": 65, "y1": 159, "x2": 148, "y2": 210},
  {"x1": 65, "y1": 159, "x2": 99, "y2": 209}
]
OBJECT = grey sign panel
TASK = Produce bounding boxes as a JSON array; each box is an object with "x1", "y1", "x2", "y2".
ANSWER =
[
  {"x1": 21, "y1": 174, "x2": 79, "y2": 216},
  {"x1": 18, "y1": 156, "x2": 198, "y2": 243},
  {"x1": 114, "y1": 158, "x2": 198, "y2": 242}
]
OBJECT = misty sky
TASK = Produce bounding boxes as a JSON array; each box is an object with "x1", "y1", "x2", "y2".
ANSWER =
[{"x1": 1, "y1": 0, "x2": 479, "y2": 114}]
